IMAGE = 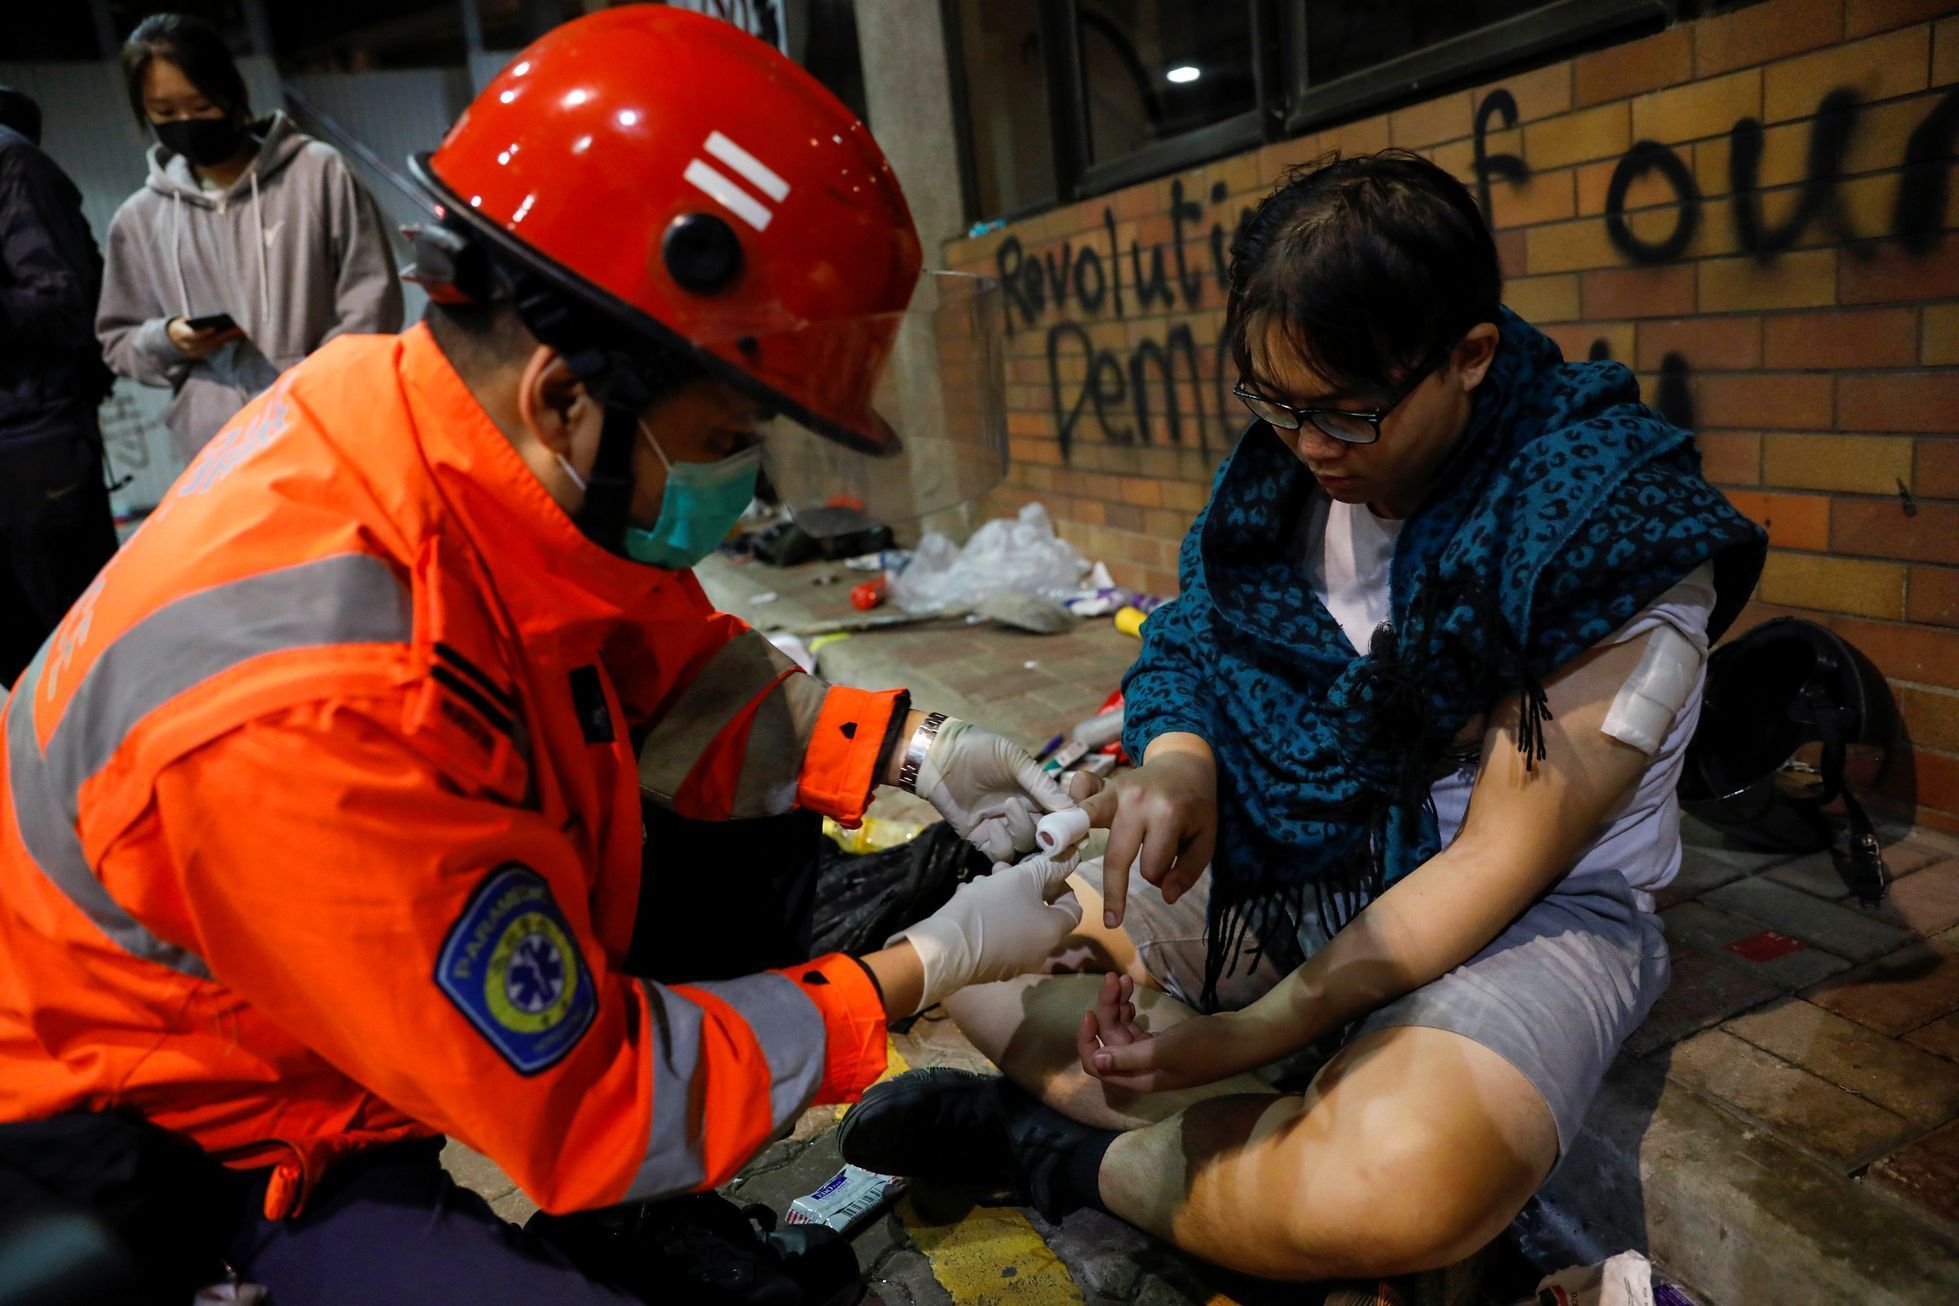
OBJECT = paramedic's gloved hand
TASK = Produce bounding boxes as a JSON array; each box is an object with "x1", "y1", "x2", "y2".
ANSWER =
[
  {"x1": 915, "y1": 718, "x2": 1072, "y2": 863},
  {"x1": 1072, "y1": 733, "x2": 1217, "y2": 928},
  {"x1": 888, "y1": 851, "x2": 1083, "y2": 1015}
]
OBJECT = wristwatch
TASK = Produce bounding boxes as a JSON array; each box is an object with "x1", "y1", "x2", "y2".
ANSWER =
[{"x1": 897, "y1": 711, "x2": 950, "y2": 794}]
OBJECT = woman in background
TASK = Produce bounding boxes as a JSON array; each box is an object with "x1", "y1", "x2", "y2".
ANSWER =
[{"x1": 97, "y1": 12, "x2": 401, "y2": 461}]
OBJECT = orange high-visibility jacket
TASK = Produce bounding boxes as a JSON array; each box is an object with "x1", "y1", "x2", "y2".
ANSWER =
[{"x1": 0, "y1": 326, "x2": 896, "y2": 1218}]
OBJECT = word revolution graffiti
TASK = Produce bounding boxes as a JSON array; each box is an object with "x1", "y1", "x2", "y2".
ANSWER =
[
  {"x1": 997, "y1": 83, "x2": 1958, "y2": 463},
  {"x1": 997, "y1": 177, "x2": 1252, "y2": 460}
]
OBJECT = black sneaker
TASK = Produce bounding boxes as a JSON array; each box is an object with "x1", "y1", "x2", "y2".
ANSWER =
[
  {"x1": 837, "y1": 1068, "x2": 1112, "y2": 1221},
  {"x1": 527, "y1": 1191, "x2": 862, "y2": 1306},
  {"x1": 835, "y1": 1068, "x2": 1018, "y2": 1190}
]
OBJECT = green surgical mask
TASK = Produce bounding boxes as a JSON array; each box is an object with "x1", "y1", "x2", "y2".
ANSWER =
[{"x1": 622, "y1": 422, "x2": 762, "y2": 570}]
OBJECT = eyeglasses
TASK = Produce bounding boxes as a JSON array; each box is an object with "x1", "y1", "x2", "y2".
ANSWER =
[{"x1": 1233, "y1": 352, "x2": 1445, "y2": 445}]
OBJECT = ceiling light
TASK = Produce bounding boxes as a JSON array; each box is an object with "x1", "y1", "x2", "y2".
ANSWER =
[{"x1": 1166, "y1": 65, "x2": 1200, "y2": 84}]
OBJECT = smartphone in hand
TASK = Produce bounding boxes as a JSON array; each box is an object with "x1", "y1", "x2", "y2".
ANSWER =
[{"x1": 183, "y1": 312, "x2": 238, "y2": 333}]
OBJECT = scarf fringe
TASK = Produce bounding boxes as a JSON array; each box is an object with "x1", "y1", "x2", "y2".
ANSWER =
[{"x1": 1199, "y1": 578, "x2": 1553, "y2": 1006}]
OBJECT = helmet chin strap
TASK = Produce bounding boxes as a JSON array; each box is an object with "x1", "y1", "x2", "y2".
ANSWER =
[{"x1": 507, "y1": 274, "x2": 692, "y2": 556}]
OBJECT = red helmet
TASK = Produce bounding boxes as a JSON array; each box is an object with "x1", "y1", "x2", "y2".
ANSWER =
[{"x1": 414, "y1": 5, "x2": 921, "y2": 455}]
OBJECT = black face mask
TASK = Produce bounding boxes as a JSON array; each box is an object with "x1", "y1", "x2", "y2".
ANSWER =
[{"x1": 155, "y1": 115, "x2": 246, "y2": 168}]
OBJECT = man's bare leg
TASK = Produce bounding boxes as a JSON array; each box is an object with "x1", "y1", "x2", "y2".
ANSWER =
[
  {"x1": 943, "y1": 874, "x2": 1557, "y2": 1279},
  {"x1": 1097, "y1": 1025, "x2": 1558, "y2": 1280}
]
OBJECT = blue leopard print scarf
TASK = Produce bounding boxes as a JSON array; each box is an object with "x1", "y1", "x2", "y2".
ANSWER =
[{"x1": 1121, "y1": 310, "x2": 1767, "y2": 999}]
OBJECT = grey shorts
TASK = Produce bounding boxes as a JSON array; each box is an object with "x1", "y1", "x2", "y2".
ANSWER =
[{"x1": 1115, "y1": 865, "x2": 1671, "y2": 1160}]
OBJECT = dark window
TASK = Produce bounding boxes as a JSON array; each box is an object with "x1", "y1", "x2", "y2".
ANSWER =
[
  {"x1": 1301, "y1": 1, "x2": 1547, "y2": 87},
  {"x1": 473, "y1": 0, "x2": 588, "y2": 52},
  {"x1": 1078, "y1": 2, "x2": 1257, "y2": 165},
  {"x1": 268, "y1": 0, "x2": 468, "y2": 72},
  {"x1": 9, "y1": 7, "x2": 107, "y2": 60},
  {"x1": 951, "y1": 0, "x2": 1059, "y2": 219},
  {"x1": 947, "y1": 0, "x2": 1681, "y2": 223}
]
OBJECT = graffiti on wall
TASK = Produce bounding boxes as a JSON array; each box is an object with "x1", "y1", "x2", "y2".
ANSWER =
[{"x1": 996, "y1": 82, "x2": 1959, "y2": 462}]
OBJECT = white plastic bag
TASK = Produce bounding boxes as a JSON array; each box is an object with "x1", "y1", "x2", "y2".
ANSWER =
[{"x1": 890, "y1": 503, "x2": 1088, "y2": 612}]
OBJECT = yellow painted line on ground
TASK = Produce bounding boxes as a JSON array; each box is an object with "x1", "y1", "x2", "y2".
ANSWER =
[{"x1": 901, "y1": 1200, "x2": 1083, "y2": 1305}]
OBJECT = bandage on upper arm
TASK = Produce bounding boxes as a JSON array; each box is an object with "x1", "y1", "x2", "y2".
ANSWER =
[{"x1": 1599, "y1": 624, "x2": 1702, "y2": 756}]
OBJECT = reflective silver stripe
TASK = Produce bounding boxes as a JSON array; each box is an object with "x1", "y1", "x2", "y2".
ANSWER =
[
  {"x1": 627, "y1": 973, "x2": 828, "y2": 1201},
  {"x1": 631, "y1": 979, "x2": 709, "y2": 1199},
  {"x1": 693, "y1": 973, "x2": 826, "y2": 1133},
  {"x1": 5, "y1": 554, "x2": 411, "y2": 977},
  {"x1": 637, "y1": 632, "x2": 797, "y2": 806},
  {"x1": 727, "y1": 672, "x2": 828, "y2": 818}
]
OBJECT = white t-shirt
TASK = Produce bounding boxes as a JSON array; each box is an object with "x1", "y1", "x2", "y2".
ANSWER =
[{"x1": 1294, "y1": 495, "x2": 1715, "y2": 908}]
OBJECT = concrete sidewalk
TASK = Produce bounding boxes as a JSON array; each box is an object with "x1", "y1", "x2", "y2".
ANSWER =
[{"x1": 455, "y1": 551, "x2": 1959, "y2": 1304}]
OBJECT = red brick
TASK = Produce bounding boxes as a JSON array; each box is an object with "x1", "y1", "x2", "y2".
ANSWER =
[
  {"x1": 1888, "y1": 748, "x2": 1959, "y2": 829},
  {"x1": 1726, "y1": 489, "x2": 1833, "y2": 549},
  {"x1": 1846, "y1": 0, "x2": 1955, "y2": 36},
  {"x1": 1838, "y1": 372, "x2": 1959, "y2": 433},
  {"x1": 1699, "y1": 251, "x2": 1838, "y2": 313},
  {"x1": 1909, "y1": 565, "x2": 1959, "y2": 626},
  {"x1": 1581, "y1": 264, "x2": 1698, "y2": 319},
  {"x1": 1575, "y1": 26, "x2": 1695, "y2": 106},
  {"x1": 1494, "y1": 227, "x2": 1528, "y2": 280},
  {"x1": 1322, "y1": 113, "x2": 1390, "y2": 157},
  {"x1": 1699, "y1": 432, "x2": 1764, "y2": 484},
  {"x1": 1488, "y1": 169, "x2": 1577, "y2": 229},
  {"x1": 1696, "y1": 0, "x2": 1846, "y2": 77},
  {"x1": 1834, "y1": 616, "x2": 1959, "y2": 689},
  {"x1": 1757, "y1": 551, "x2": 1906, "y2": 617},
  {"x1": 1926, "y1": 306, "x2": 1959, "y2": 366},
  {"x1": 1763, "y1": 433, "x2": 1913, "y2": 491},
  {"x1": 1911, "y1": 433, "x2": 1959, "y2": 505},
  {"x1": 1763, "y1": 308, "x2": 1922, "y2": 370},
  {"x1": 1696, "y1": 373, "x2": 1836, "y2": 429},
  {"x1": 1524, "y1": 103, "x2": 1632, "y2": 170},
  {"x1": 1541, "y1": 321, "x2": 1635, "y2": 365},
  {"x1": 1572, "y1": 159, "x2": 1617, "y2": 217},
  {"x1": 1764, "y1": 25, "x2": 1931, "y2": 123},
  {"x1": 1871, "y1": 1118, "x2": 1959, "y2": 1228},
  {"x1": 1525, "y1": 217, "x2": 1622, "y2": 274},
  {"x1": 1389, "y1": 92, "x2": 1471, "y2": 148},
  {"x1": 1507, "y1": 273, "x2": 1583, "y2": 322},
  {"x1": 1637, "y1": 316, "x2": 1763, "y2": 370},
  {"x1": 1841, "y1": 242, "x2": 1959, "y2": 306},
  {"x1": 1466, "y1": 62, "x2": 1574, "y2": 125},
  {"x1": 1833, "y1": 500, "x2": 1959, "y2": 563},
  {"x1": 1901, "y1": 689, "x2": 1959, "y2": 755}
]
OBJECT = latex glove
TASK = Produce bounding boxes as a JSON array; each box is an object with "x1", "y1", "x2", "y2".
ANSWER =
[
  {"x1": 915, "y1": 718, "x2": 1072, "y2": 863},
  {"x1": 889, "y1": 851, "x2": 1084, "y2": 1015}
]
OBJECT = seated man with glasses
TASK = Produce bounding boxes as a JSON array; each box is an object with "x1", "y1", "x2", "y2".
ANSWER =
[{"x1": 835, "y1": 150, "x2": 1768, "y2": 1283}]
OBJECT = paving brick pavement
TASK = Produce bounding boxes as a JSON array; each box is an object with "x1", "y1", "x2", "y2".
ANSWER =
[{"x1": 437, "y1": 554, "x2": 1959, "y2": 1304}]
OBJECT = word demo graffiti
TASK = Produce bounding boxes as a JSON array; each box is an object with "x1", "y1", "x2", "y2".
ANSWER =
[
  {"x1": 997, "y1": 176, "x2": 1250, "y2": 461},
  {"x1": 997, "y1": 81, "x2": 1958, "y2": 463}
]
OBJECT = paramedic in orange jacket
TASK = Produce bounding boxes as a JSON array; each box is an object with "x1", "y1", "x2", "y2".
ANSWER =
[{"x1": 0, "y1": 10, "x2": 1081, "y2": 1302}]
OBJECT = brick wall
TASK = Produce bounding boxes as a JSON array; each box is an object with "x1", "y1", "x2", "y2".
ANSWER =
[{"x1": 944, "y1": 0, "x2": 1959, "y2": 832}]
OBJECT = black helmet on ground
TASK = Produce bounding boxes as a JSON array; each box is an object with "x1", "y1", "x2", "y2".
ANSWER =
[{"x1": 1679, "y1": 617, "x2": 1900, "y2": 904}]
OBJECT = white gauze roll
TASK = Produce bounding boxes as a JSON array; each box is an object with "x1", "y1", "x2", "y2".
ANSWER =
[{"x1": 1035, "y1": 806, "x2": 1091, "y2": 854}]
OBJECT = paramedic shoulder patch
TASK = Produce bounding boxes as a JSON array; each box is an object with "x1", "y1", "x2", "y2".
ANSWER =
[{"x1": 437, "y1": 863, "x2": 597, "y2": 1075}]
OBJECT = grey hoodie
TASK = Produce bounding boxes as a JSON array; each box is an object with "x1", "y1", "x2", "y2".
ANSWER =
[{"x1": 96, "y1": 111, "x2": 403, "y2": 459}]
